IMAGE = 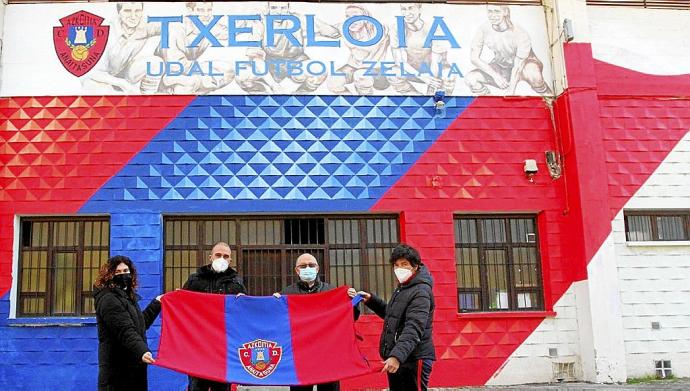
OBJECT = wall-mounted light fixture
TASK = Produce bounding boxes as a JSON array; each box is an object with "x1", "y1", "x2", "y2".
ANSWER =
[
  {"x1": 524, "y1": 159, "x2": 538, "y2": 182},
  {"x1": 433, "y1": 90, "x2": 446, "y2": 117}
]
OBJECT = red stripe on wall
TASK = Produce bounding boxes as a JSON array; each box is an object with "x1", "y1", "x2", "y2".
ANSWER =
[{"x1": 0, "y1": 95, "x2": 195, "y2": 296}]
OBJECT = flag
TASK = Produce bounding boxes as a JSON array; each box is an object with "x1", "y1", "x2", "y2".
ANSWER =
[{"x1": 155, "y1": 286, "x2": 373, "y2": 385}]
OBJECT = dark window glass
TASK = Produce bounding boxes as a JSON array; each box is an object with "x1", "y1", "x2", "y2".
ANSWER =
[
  {"x1": 587, "y1": 1, "x2": 690, "y2": 10},
  {"x1": 454, "y1": 215, "x2": 543, "y2": 312},
  {"x1": 18, "y1": 217, "x2": 110, "y2": 317},
  {"x1": 625, "y1": 211, "x2": 689, "y2": 242}
]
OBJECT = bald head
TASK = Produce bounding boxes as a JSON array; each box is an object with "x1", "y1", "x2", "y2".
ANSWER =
[
  {"x1": 295, "y1": 253, "x2": 319, "y2": 283},
  {"x1": 295, "y1": 253, "x2": 317, "y2": 267}
]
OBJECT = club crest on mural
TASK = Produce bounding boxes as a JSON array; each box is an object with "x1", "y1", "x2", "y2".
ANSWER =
[
  {"x1": 53, "y1": 10, "x2": 109, "y2": 77},
  {"x1": 238, "y1": 339, "x2": 282, "y2": 379}
]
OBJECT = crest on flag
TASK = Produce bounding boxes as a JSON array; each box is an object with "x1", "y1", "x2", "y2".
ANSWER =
[
  {"x1": 238, "y1": 339, "x2": 283, "y2": 379},
  {"x1": 53, "y1": 10, "x2": 109, "y2": 77}
]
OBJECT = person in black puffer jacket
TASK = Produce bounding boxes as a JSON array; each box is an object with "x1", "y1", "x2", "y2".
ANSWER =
[
  {"x1": 277, "y1": 253, "x2": 361, "y2": 391},
  {"x1": 350, "y1": 244, "x2": 435, "y2": 391},
  {"x1": 182, "y1": 241, "x2": 247, "y2": 391},
  {"x1": 94, "y1": 255, "x2": 162, "y2": 391}
]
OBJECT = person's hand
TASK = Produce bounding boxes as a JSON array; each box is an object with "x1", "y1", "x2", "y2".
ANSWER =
[
  {"x1": 236, "y1": 292, "x2": 246, "y2": 297},
  {"x1": 142, "y1": 352, "x2": 155, "y2": 364},
  {"x1": 273, "y1": 292, "x2": 281, "y2": 298},
  {"x1": 347, "y1": 288, "x2": 357, "y2": 298},
  {"x1": 381, "y1": 357, "x2": 400, "y2": 373},
  {"x1": 357, "y1": 291, "x2": 371, "y2": 303}
]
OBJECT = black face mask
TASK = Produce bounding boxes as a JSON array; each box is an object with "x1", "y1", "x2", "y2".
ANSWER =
[{"x1": 112, "y1": 273, "x2": 133, "y2": 290}]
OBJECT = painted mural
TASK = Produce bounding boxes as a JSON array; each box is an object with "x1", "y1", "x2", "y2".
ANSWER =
[{"x1": 1, "y1": 2, "x2": 553, "y2": 96}]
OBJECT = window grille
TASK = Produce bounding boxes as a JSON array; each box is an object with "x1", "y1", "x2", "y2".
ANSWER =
[
  {"x1": 18, "y1": 217, "x2": 110, "y2": 317},
  {"x1": 625, "y1": 211, "x2": 690, "y2": 242},
  {"x1": 655, "y1": 360, "x2": 672, "y2": 378},
  {"x1": 454, "y1": 215, "x2": 544, "y2": 312},
  {"x1": 163, "y1": 215, "x2": 399, "y2": 301},
  {"x1": 588, "y1": 1, "x2": 690, "y2": 9}
]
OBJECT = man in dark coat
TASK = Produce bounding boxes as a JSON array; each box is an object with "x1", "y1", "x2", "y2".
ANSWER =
[
  {"x1": 182, "y1": 241, "x2": 247, "y2": 391},
  {"x1": 353, "y1": 244, "x2": 435, "y2": 391},
  {"x1": 94, "y1": 256, "x2": 162, "y2": 391},
  {"x1": 277, "y1": 253, "x2": 360, "y2": 391}
]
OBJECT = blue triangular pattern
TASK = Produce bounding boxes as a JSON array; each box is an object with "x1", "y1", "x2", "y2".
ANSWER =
[{"x1": 83, "y1": 96, "x2": 474, "y2": 212}]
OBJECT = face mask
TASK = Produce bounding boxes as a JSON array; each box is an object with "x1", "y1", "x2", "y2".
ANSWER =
[
  {"x1": 112, "y1": 273, "x2": 133, "y2": 290},
  {"x1": 394, "y1": 268, "x2": 413, "y2": 284},
  {"x1": 299, "y1": 267, "x2": 318, "y2": 282},
  {"x1": 211, "y1": 258, "x2": 229, "y2": 273}
]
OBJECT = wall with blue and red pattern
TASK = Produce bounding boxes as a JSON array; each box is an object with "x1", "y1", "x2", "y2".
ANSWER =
[{"x1": 2, "y1": 8, "x2": 690, "y2": 391}]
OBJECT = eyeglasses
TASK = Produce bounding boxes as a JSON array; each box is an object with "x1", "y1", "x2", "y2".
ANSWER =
[{"x1": 296, "y1": 263, "x2": 318, "y2": 269}]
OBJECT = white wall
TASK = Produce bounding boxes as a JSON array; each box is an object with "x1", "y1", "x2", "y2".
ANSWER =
[
  {"x1": 613, "y1": 134, "x2": 690, "y2": 378},
  {"x1": 486, "y1": 284, "x2": 583, "y2": 385},
  {"x1": 589, "y1": 6, "x2": 690, "y2": 75}
]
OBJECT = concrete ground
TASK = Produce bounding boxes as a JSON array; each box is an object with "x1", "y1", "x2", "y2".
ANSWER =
[
  {"x1": 238, "y1": 379, "x2": 690, "y2": 391},
  {"x1": 452, "y1": 379, "x2": 690, "y2": 390},
  {"x1": 238, "y1": 378, "x2": 690, "y2": 391}
]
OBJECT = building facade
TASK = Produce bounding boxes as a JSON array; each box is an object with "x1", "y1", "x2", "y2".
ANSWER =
[{"x1": 0, "y1": 1, "x2": 689, "y2": 389}]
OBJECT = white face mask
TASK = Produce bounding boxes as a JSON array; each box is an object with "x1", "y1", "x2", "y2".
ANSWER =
[
  {"x1": 211, "y1": 258, "x2": 229, "y2": 273},
  {"x1": 394, "y1": 267, "x2": 413, "y2": 284}
]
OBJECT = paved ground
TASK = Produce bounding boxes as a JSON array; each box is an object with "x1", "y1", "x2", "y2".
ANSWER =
[
  {"x1": 451, "y1": 380, "x2": 690, "y2": 390},
  {"x1": 239, "y1": 380, "x2": 690, "y2": 391}
]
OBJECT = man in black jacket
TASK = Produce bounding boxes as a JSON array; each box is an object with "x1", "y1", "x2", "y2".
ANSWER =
[
  {"x1": 352, "y1": 244, "x2": 435, "y2": 391},
  {"x1": 277, "y1": 253, "x2": 359, "y2": 391},
  {"x1": 182, "y1": 241, "x2": 247, "y2": 391}
]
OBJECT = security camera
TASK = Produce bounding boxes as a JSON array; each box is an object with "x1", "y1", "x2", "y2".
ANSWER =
[{"x1": 524, "y1": 159, "x2": 538, "y2": 182}]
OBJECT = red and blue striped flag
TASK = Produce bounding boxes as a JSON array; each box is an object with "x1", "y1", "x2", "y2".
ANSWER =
[{"x1": 155, "y1": 287, "x2": 373, "y2": 385}]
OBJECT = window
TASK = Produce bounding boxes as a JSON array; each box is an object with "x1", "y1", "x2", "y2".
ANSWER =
[
  {"x1": 454, "y1": 215, "x2": 543, "y2": 312},
  {"x1": 163, "y1": 215, "x2": 399, "y2": 301},
  {"x1": 18, "y1": 217, "x2": 110, "y2": 317},
  {"x1": 655, "y1": 360, "x2": 672, "y2": 379},
  {"x1": 625, "y1": 211, "x2": 690, "y2": 242},
  {"x1": 587, "y1": 1, "x2": 690, "y2": 10}
]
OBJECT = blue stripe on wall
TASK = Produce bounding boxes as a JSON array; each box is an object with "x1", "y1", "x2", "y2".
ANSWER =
[{"x1": 81, "y1": 95, "x2": 474, "y2": 214}]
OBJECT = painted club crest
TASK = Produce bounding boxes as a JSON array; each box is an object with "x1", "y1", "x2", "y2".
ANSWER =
[
  {"x1": 53, "y1": 10, "x2": 109, "y2": 77},
  {"x1": 238, "y1": 339, "x2": 282, "y2": 379}
]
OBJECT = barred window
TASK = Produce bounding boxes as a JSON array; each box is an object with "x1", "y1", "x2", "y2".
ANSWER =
[
  {"x1": 587, "y1": 1, "x2": 690, "y2": 10},
  {"x1": 454, "y1": 215, "x2": 543, "y2": 312},
  {"x1": 625, "y1": 211, "x2": 690, "y2": 242},
  {"x1": 18, "y1": 217, "x2": 110, "y2": 317},
  {"x1": 163, "y1": 215, "x2": 399, "y2": 301}
]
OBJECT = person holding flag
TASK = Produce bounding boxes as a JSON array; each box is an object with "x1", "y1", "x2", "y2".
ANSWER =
[
  {"x1": 350, "y1": 244, "x2": 435, "y2": 391},
  {"x1": 275, "y1": 253, "x2": 361, "y2": 391},
  {"x1": 94, "y1": 255, "x2": 163, "y2": 391},
  {"x1": 182, "y1": 241, "x2": 247, "y2": 391}
]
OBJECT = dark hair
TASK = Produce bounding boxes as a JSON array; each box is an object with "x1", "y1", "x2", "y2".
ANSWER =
[
  {"x1": 389, "y1": 243, "x2": 421, "y2": 267},
  {"x1": 94, "y1": 255, "x2": 139, "y2": 297}
]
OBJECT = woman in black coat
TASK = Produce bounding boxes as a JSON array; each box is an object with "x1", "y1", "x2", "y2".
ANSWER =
[
  {"x1": 350, "y1": 244, "x2": 435, "y2": 391},
  {"x1": 94, "y1": 255, "x2": 162, "y2": 391}
]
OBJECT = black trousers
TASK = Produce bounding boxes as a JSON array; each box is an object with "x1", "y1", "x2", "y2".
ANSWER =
[
  {"x1": 187, "y1": 375, "x2": 231, "y2": 391},
  {"x1": 290, "y1": 381, "x2": 340, "y2": 391},
  {"x1": 387, "y1": 359, "x2": 433, "y2": 391}
]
